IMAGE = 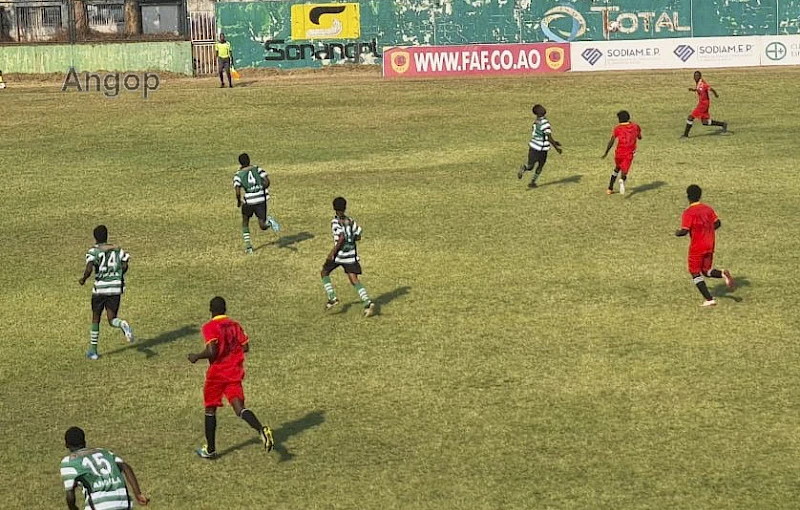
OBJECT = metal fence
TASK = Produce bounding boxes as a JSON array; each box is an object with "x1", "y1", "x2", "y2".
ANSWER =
[{"x1": 0, "y1": 0, "x2": 189, "y2": 43}]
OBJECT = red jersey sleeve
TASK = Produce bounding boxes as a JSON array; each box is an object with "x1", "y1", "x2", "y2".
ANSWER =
[
  {"x1": 681, "y1": 208, "x2": 693, "y2": 230},
  {"x1": 612, "y1": 125, "x2": 621, "y2": 139},
  {"x1": 202, "y1": 322, "x2": 219, "y2": 345},
  {"x1": 636, "y1": 124, "x2": 642, "y2": 138},
  {"x1": 237, "y1": 323, "x2": 249, "y2": 346}
]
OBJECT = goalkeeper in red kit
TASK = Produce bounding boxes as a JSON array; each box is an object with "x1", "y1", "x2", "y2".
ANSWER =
[
  {"x1": 675, "y1": 185, "x2": 735, "y2": 306},
  {"x1": 602, "y1": 110, "x2": 641, "y2": 195},
  {"x1": 188, "y1": 296, "x2": 274, "y2": 458}
]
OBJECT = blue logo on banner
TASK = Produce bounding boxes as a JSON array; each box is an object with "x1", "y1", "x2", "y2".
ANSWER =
[
  {"x1": 674, "y1": 44, "x2": 695, "y2": 62},
  {"x1": 581, "y1": 48, "x2": 602, "y2": 65}
]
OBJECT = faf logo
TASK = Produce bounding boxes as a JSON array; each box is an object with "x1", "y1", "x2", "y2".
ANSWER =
[
  {"x1": 581, "y1": 47, "x2": 602, "y2": 66},
  {"x1": 673, "y1": 44, "x2": 695, "y2": 62},
  {"x1": 291, "y1": 3, "x2": 360, "y2": 40},
  {"x1": 389, "y1": 50, "x2": 411, "y2": 74},
  {"x1": 765, "y1": 41, "x2": 787, "y2": 61},
  {"x1": 540, "y1": 6, "x2": 586, "y2": 43}
]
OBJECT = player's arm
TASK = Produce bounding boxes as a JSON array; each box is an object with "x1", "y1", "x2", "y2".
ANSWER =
[
  {"x1": 261, "y1": 172, "x2": 270, "y2": 189},
  {"x1": 78, "y1": 261, "x2": 93, "y2": 285},
  {"x1": 601, "y1": 136, "x2": 615, "y2": 158},
  {"x1": 328, "y1": 235, "x2": 345, "y2": 261},
  {"x1": 235, "y1": 185, "x2": 243, "y2": 208},
  {"x1": 714, "y1": 219, "x2": 721, "y2": 230},
  {"x1": 65, "y1": 486, "x2": 80, "y2": 510},
  {"x1": 188, "y1": 339, "x2": 218, "y2": 363},
  {"x1": 710, "y1": 87, "x2": 719, "y2": 98},
  {"x1": 547, "y1": 133, "x2": 563, "y2": 154},
  {"x1": 119, "y1": 462, "x2": 149, "y2": 506}
]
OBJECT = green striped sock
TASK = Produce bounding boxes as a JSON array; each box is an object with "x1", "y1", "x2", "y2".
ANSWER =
[
  {"x1": 242, "y1": 227, "x2": 252, "y2": 249},
  {"x1": 354, "y1": 283, "x2": 371, "y2": 305},
  {"x1": 322, "y1": 276, "x2": 336, "y2": 300},
  {"x1": 110, "y1": 318, "x2": 123, "y2": 329},
  {"x1": 89, "y1": 323, "x2": 100, "y2": 351}
]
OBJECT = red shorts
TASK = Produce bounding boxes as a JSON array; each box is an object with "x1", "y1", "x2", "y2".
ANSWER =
[
  {"x1": 691, "y1": 103, "x2": 710, "y2": 121},
  {"x1": 614, "y1": 153, "x2": 634, "y2": 174},
  {"x1": 204, "y1": 379, "x2": 245, "y2": 408},
  {"x1": 688, "y1": 252, "x2": 714, "y2": 275}
]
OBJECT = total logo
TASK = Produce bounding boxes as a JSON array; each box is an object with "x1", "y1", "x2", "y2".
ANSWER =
[{"x1": 540, "y1": 5, "x2": 691, "y2": 42}]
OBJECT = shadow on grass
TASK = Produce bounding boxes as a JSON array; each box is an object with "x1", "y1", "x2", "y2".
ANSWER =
[
  {"x1": 338, "y1": 285, "x2": 411, "y2": 316},
  {"x1": 534, "y1": 174, "x2": 582, "y2": 188},
  {"x1": 712, "y1": 275, "x2": 750, "y2": 303},
  {"x1": 626, "y1": 180, "x2": 667, "y2": 199},
  {"x1": 104, "y1": 325, "x2": 198, "y2": 358},
  {"x1": 687, "y1": 129, "x2": 733, "y2": 138},
  {"x1": 257, "y1": 231, "x2": 315, "y2": 252},
  {"x1": 217, "y1": 410, "x2": 326, "y2": 462}
]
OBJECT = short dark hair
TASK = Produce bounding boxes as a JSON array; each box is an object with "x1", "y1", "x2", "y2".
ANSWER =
[
  {"x1": 210, "y1": 296, "x2": 226, "y2": 316},
  {"x1": 93, "y1": 225, "x2": 108, "y2": 243},
  {"x1": 532, "y1": 104, "x2": 546, "y2": 116},
  {"x1": 238, "y1": 153, "x2": 250, "y2": 167},
  {"x1": 333, "y1": 196, "x2": 347, "y2": 212},
  {"x1": 617, "y1": 110, "x2": 630, "y2": 123},
  {"x1": 687, "y1": 184, "x2": 702, "y2": 202},
  {"x1": 694, "y1": 70, "x2": 702, "y2": 77},
  {"x1": 65, "y1": 427, "x2": 86, "y2": 449}
]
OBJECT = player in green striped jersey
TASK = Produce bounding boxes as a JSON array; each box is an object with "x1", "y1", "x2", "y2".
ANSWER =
[
  {"x1": 79, "y1": 225, "x2": 134, "y2": 360},
  {"x1": 320, "y1": 197, "x2": 375, "y2": 317},
  {"x1": 60, "y1": 427, "x2": 149, "y2": 509},
  {"x1": 234, "y1": 153, "x2": 280, "y2": 254},
  {"x1": 517, "y1": 104, "x2": 562, "y2": 189}
]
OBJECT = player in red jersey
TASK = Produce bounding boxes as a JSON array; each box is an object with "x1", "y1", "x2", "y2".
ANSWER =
[
  {"x1": 188, "y1": 296, "x2": 274, "y2": 458},
  {"x1": 681, "y1": 71, "x2": 728, "y2": 138},
  {"x1": 675, "y1": 185, "x2": 734, "y2": 306},
  {"x1": 602, "y1": 110, "x2": 641, "y2": 195}
]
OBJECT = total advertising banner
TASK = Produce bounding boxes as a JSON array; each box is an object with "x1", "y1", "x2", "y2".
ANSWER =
[
  {"x1": 760, "y1": 35, "x2": 800, "y2": 66},
  {"x1": 571, "y1": 35, "x2": 764, "y2": 72},
  {"x1": 382, "y1": 43, "x2": 570, "y2": 79}
]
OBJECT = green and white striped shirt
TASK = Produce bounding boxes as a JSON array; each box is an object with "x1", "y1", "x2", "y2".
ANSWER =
[
  {"x1": 332, "y1": 216, "x2": 362, "y2": 264},
  {"x1": 85, "y1": 244, "x2": 129, "y2": 296},
  {"x1": 529, "y1": 117, "x2": 552, "y2": 151},
  {"x1": 60, "y1": 448, "x2": 132, "y2": 510},
  {"x1": 233, "y1": 166, "x2": 269, "y2": 205}
]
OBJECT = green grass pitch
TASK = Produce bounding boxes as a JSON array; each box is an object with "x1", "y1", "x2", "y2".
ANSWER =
[{"x1": 1, "y1": 67, "x2": 800, "y2": 509}]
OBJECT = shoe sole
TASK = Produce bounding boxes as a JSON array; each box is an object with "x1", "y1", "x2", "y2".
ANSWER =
[
  {"x1": 121, "y1": 321, "x2": 134, "y2": 343},
  {"x1": 325, "y1": 300, "x2": 339, "y2": 310},
  {"x1": 195, "y1": 449, "x2": 219, "y2": 460},
  {"x1": 701, "y1": 301, "x2": 717, "y2": 307},
  {"x1": 263, "y1": 428, "x2": 274, "y2": 452},
  {"x1": 364, "y1": 303, "x2": 376, "y2": 317},
  {"x1": 723, "y1": 270, "x2": 734, "y2": 290},
  {"x1": 86, "y1": 353, "x2": 100, "y2": 360}
]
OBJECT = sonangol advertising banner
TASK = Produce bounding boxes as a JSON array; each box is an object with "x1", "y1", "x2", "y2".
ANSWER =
[{"x1": 382, "y1": 43, "x2": 570, "y2": 79}]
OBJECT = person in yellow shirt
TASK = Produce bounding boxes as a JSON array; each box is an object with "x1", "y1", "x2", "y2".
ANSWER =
[{"x1": 215, "y1": 33, "x2": 233, "y2": 88}]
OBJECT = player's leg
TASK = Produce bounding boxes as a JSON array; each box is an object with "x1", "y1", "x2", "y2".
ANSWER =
[
  {"x1": 321, "y1": 262, "x2": 339, "y2": 309},
  {"x1": 255, "y1": 203, "x2": 270, "y2": 231},
  {"x1": 197, "y1": 381, "x2": 222, "y2": 459},
  {"x1": 529, "y1": 152, "x2": 548, "y2": 188},
  {"x1": 682, "y1": 114, "x2": 695, "y2": 138},
  {"x1": 225, "y1": 61, "x2": 233, "y2": 88},
  {"x1": 707, "y1": 118, "x2": 728, "y2": 133},
  {"x1": 218, "y1": 59, "x2": 225, "y2": 87},
  {"x1": 264, "y1": 200, "x2": 280, "y2": 232},
  {"x1": 88, "y1": 296, "x2": 104, "y2": 359},
  {"x1": 347, "y1": 267, "x2": 375, "y2": 317},
  {"x1": 229, "y1": 389, "x2": 274, "y2": 452},
  {"x1": 689, "y1": 255, "x2": 716, "y2": 306},
  {"x1": 518, "y1": 148, "x2": 536, "y2": 179},
  {"x1": 618, "y1": 156, "x2": 632, "y2": 195},
  {"x1": 241, "y1": 206, "x2": 254, "y2": 254},
  {"x1": 607, "y1": 164, "x2": 621, "y2": 195},
  {"x1": 105, "y1": 295, "x2": 133, "y2": 343},
  {"x1": 702, "y1": 254, "x2": 734, "y2": 289}
]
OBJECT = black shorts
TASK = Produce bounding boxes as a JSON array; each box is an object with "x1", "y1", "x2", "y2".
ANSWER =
[
  {"x1": 527, "y1": 148, "x2": 548, "y2": 168},
  {"x1": 218, "y1": 57, "x2": 231, "y2": 72},
  {"x1": 91, "y1": 294, "x2": 121, "y2": 315},
  {"x1": 322, "y1": 259, "x2": 362, "y2": 275},
  {"x1": 242, "y1": 202, "x2": 267, "y2": 221}
]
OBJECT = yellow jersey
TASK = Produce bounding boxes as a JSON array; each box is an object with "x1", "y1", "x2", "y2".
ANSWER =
[{"x1": 215, "y1": 41, "x2": 231, "y2": 59}]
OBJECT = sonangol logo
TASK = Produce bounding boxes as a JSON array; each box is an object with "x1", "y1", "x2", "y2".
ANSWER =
[
  {"x1": 540, "y1": 6, "x2": 587, "y2": 43},
  {"x1": 765, "y1": 42, "x2": 787, "y2": 61},
  {"x1": 581, "y1": 48, "x2": 602, "y2": 66},
  {"x1": 674, "y1": 44, "x2": 695, "y2": 62},
  {"x1": 390, "y1": 51, "x2": 411, "y2": 74}
]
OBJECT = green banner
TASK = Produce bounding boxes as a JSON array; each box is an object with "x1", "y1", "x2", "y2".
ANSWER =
[{"x1": 217, "y1": 0, "x2": 800, "y2": 69}]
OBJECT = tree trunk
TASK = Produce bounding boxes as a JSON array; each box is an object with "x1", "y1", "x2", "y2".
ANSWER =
[
  {"x1": 124, "y1": 0, "x2": 141, "y2": 36},
  {"x1": 74, "y1": 0, "x2": 89, "y2": 38}
]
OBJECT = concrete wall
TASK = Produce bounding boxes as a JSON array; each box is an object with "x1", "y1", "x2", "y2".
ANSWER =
[{"x1": 0, "y1": 41, "x2": 193, "y2": 74}]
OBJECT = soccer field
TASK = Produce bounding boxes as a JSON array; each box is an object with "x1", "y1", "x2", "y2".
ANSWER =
[{"x1": 1, "y1": 67, "x2": 800, "y2": 509}]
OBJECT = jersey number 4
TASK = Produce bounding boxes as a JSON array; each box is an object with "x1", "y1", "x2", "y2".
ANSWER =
[
  {"x1": 247, "y1": 171, "x2": 258, "y2": 187},
  {"x1": 82, "y1": 453, "x2": 113, "y2": 476}
]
